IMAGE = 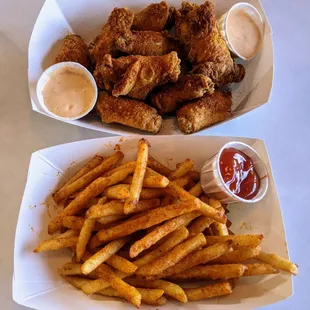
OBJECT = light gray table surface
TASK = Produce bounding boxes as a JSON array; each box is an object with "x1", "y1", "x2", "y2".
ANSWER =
[{"x1": 1, "y1": 0, "x2": 309, "y2": 309}]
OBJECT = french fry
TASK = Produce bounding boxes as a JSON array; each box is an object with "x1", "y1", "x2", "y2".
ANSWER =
[
  {"x1": 123, "y1": 175, "x2": 169, "y2": 188},
  {"x1": 62, "y1": 275, "x2": 94, "y2": 290},
  {"x1": 165, "y1": 181, "x2": 226, "y2": 223},
  {"x1": 53, "y1": 152, "x2": 124, "y2": 203},
  {"x1": 160, "y1": 195, "x2": 175, "y2": 207},
  {"x1": 130, "y1": 211, "x2": 200, "y2": 258},
  {"x1": 243, "y1": 263, "x2": 279, "y2": 276},
  {"x1": 151, "y1": 296, "x2": 167, "y2": 306},
  {"x1": 63, "y1": 216, "x2": 106, "y2": 231},
  {"x1": 173, "y1": 176, "x2": 190, "y2": 188},
  {"x1": 188, "y1": 181, "x2": 203, "y2": 197},
  {"x1": 48, "y1": 167, "x2": 134, "y2": 234},
  {"x1": 104, "y1": 184, "x2": 130, "y2": 199},
  {"x1": 126, "y1": 277, "x2": 187, "y2": 303},
  {"x1": 211, "y1": 246, "x2": 261, "y2": 264},
  {"x1": 97, "y1": 264, "x2": 141, "y2": 308},
  {"x1": 96, "y1": 215, "x2": 127, "y2": 226},
  {"x1": 98, "y1": 196, "x2": 108, "y2": 204},
  {"x1": 134, "y1": 227, "x2": 189, "y2": 267},
  {"x1": 136, "y1": 233, "x2": 206, "y2": 277},
  {"x1": 209, "y1": 197, "x2": 222, "y2": 209},
  {"x1": 147, "y1": 156, "x2": 172, "y2": 177},
  {"x1": 106, "y1": 254, "x2": 138, "y2": 274},
  {"x1": 187, "y1": 215, "x2": 214, "y2": 236},
  {"x1": 58, "y1": 263, "x2": 98, "y2": 278},
  {"x1": 184, "y1": 281, "x2": 233, "y2": 301},
  {"x1": 205, "y1": 234, "x2": 264, "y2": 249},
  {"x1": 124, "y1": 139, "x2": 149, "y2": 214},
  {"x1": 53, "y1": 229, "x2": 80, "y2": 239},
  {"x1": 256, "y1": 251, "x2": 298, "y2": 275},
  {"x1": 211, "y1": 207, "x2": 229, "y2": 236},
  {"x1": 167, "y1": 264, "x2": 247, "y2": 281},
  {"x1": 102, "y1": 161, "x2": 136, "y2": 177},
  {"x1": 58, "y1": 155, "x2": 104, "y2": 192},
  {"x1": 169, "y1": 159, "x2": 195, "y2": 180},
  {"x1": 159, "y1": 241, "x2": 232, "y2": 278},
  {"x1": 76, "y1": 218, "x2": 96, "y2": 262},
  {"x1": 97, "y1": 287, "x2": 164, "y2": 305},
  {"x1": 97, "y1": 200, "x2": 200, "y2": 243},
  {"x1": 34, "y1": 236, "x2": 78, "y2": 253},
  {"x1": 81, "y1": 237, "x2": 129, "y2": 274},
  {"x1": 199, "y1": 193, "x2": 209, "y2": 203},
  {"x1": 186, "y1": 170, "x2": 200, "y2": 182}
]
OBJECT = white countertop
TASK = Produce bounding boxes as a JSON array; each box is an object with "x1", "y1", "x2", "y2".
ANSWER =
[{"x1": 0, "y1": 0, "x2": 309, "y2": 309}]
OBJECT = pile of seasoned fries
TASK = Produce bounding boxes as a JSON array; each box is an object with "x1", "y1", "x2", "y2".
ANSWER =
[{"x1": 34, "y1": 139, "x2": 298, "y2": 308}]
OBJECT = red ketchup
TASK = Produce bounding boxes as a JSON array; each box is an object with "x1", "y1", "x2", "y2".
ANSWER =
[{"x1": 219, "y1": 147, "x2": 260, "y2": 200}]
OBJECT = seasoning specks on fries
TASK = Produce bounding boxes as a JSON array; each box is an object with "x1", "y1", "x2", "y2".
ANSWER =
[{"x1": 34, "y1": 138, "x2": 298, "y2": 308}]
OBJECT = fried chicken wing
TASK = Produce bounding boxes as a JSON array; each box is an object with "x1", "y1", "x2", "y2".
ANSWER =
[
  {"x1": 132, "y1": 1, "x2": 169, "y2": 31},
  {"x1": 177, "y1": 90, "x2": 232, "y2": 134},
  {"x1": 55, "y1": 34, "x2": 91, "y2": 69},
  {"x1": 151, "y1": 74, "x2": 214, "y2": 114},
  {"x1": 175, "y1": 1, "x2": 245, "y2": 86},
  {"x1": 115, "y1": 30, "x2": 180, "y2": 56},
  {"x1": 89, "y1": 8, "x2": 134, "y2": 63},
  {"x1": 93, "y1": 52, "x2": 181, "y2": 100},
  {"x1": 96, "y1": 92, "x2": 162, "y2": 133}
]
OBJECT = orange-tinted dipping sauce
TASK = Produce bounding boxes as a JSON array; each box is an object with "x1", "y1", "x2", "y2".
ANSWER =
[{"x1": 219, "y1": 147, "x2": 260, "y2": 200}]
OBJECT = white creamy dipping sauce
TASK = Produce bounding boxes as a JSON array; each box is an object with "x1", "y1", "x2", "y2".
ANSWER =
[
  {"x1": 42, "y1": 67, "x2": 95, "y2": 118},
  {"x1": 227, "y1": 9, "x2": 262, "y2": 59}
]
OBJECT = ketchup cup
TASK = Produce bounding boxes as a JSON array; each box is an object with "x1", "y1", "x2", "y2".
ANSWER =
[{"x1": 200, "y1": 141, "x2": 269, "y2": 204}]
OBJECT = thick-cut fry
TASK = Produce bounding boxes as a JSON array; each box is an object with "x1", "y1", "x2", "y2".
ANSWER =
[
  {"x1": 188, "y1": 181, "x2": 203, "y2": 197},
  {"x1": 188, "y1": 215, "x2": 214, "y2": 236},
  {"x1": 97, "y1": 200, "x2": 200, "y2": 243},
  {"x1": 97, "y1": 264, "x2": 141, "y2": 308},
  {"x1": 58, "y1": 263, "x2": 98, "y2": 278},
  {"x1": 76, "y1": 218, "x2": 96, "y2": 261},
  {"x1": 165, "y1": 181, "x2": 226, "y2": 223},
  {"x1": 243, "y1": 263, "x2": 279, "y2": 276},
  {"x1": 160, "y1": 241, "x2": 232, "y2": 278},
  {"x1": 184, "y1": 281, "x2": 233, "y2": 301},
  {"x1": 104, "y1": 184, "x2": 130, "y2": 199},
  {"x1": 211, "y1": 246, "x2": 261, "y2": 264},
  {"x1": 53, "y1": 152, "x2": 124, "y2": 203},
  {"x1": 136, "y1": 233, "x2": 206, "y2": 276},
  {"x1": 205, "y1": 234, "x2": 264, "y2": 249},
  {"x1": 134, "y1": 227, "x2": 189, "y2": 267},
  {"x1": 169, "y1": 159, "x2": 194, "y2": 180},
  {"x1": 48, "y1": 167, "x2": 134, "y2": 234},
  {"x1": 81, "y1": 237, "x2": 129, "y2": 274},
  {"x1": 173, "y1": 176, "x2": 190, "y2": 188},
  {"x1": 147, "y1": 156, "x2": 172, "y2": 177},
  {"x1": 126, "y1": 278, "x2": 187, "y2": 303},
  {"x1": 58, "y1": 156, "x2": 104, "y2": 192},
  {"x1": 102, "y1": 161, "x2": 136, "y2": 177},
  {"x1": 130, "y1": 211, "x2": 200, "y2": 258},
  {"x1": 167, "y1": 264, "x2": 247, "y2": 281},
  {"x1": 211, "y1": 207, "x2": 229, "y2": 236},
  {"x1": 106, "y1": 254, "x2": 138, "y2": 274},
  {"x1": 98, "y1": 196, "x2": 108, "y2": 204},
  {"x1": 256, "y1": 251, "x2": 298, "y2": 275},
  {"x1": 62, "y1": 275, "x2": 94, "y2": 290},
  {"x1": 34, "y1": 236, "x2": 78, "y2": 253},
  {"x1": 124, "y1": 139, "x2": 149, "y2": 214},
  {"x1": 123, "y1": 175, "x2": 169, "y2": 188},
  {"x1": 209, "y1": 197, "x2": 222, "y2": 209},
  {"x1": 97, "y1": 286, "x2": 164, "y2": 305}
]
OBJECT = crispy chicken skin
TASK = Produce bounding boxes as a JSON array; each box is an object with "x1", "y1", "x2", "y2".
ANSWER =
[
  {"x1": 93, "y1": 52, "x2": 181, "y2": 100},
  {"x1": 177, "y1": 90, "x2": 232, "y2": 133},
  {"x1": 115, "y1": 30, "x2": 180, "y2": 56},
  {"x1": 96, "y1": 92, "x2": 162, "y2": 133},
  {"x1": 132, "y1": 1, "x2": 169, "y2": 31},
  {"x1": 151, "y1": 74, "x2": 215, "y2": 114},
  {"x1": 175, "y1": 1, "x2": 245, "y2": 86},
  {"x1": 89, "y1": 8, "x2": 134, "y2": 63},
  {"x1": 55, "y1": 34, "x2": 91, "y2": 69}
]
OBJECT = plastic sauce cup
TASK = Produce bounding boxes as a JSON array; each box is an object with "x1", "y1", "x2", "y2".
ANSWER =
[
  {"x1": 36, "y1": 62, "x2": 98, "y2": 121},
  {"x1": 200, "y1": 141, "x2": 269, "y2": 204}
]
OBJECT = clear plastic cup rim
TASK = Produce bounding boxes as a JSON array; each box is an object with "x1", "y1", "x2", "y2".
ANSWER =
[
  {"x1": 36, "y1": 62, "x2": 98, "y2": 121},
  {"x1": 215, "y1": 141, "x2": 269, "y2": 204},
  {"x1": 223, "y1": 2, "x2": 265, "y2": 61}
]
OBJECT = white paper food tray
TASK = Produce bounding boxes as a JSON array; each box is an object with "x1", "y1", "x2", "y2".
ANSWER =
[
  {"x1": 13, "y1": 136, "x2": 292, "y2": 309},
  {"x1": 28, "y1": 0, "x2": 273, "y2": 135}
]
